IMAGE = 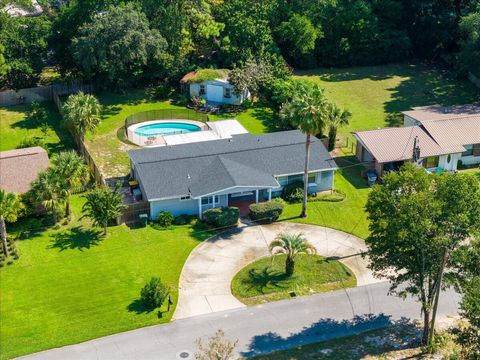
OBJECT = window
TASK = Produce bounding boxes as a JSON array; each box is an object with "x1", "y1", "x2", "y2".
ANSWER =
[
  {"x1": 277, "y1": 176, "x2": 288, "y2": 187},
  {"x1": 201, "y1": 196, "x2": 219, "y2": 205},
  {"x1": 199, "y1": 85, "x2": 206, "y2": 95},
  {"x1": 224, "y1": 87, "x2": 231, "y2": 98},
  {"x1": 423, "y1": 156, "x2": 439, "y2": 169},
  {"x1": 462, "y1": 144, "x2": 474, "y2": 157},
  {"x1": 288, "y1": 174, "x2": 303, "y2": 184},
  {"x1": 180, "y1": 195, "x2": 191, "y2": 201},
  {"x1": 308, "y1": 173, "x2": 316, "y2": 184}
]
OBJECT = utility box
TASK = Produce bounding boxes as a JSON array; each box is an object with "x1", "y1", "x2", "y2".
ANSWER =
[{"x1": 139, "y1": 214, "x2": 148, "y2": 227}]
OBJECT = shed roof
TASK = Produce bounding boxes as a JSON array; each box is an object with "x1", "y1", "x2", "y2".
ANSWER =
[
  {"x1": 0, "y1": 146, "x2": 50, "y2": 193},
  {"x1": 180, "y1": 69, "x2": 229, "y2": 84},
  {"x1": 129, "y1": 130, "x2": 337, "y2": 200}
]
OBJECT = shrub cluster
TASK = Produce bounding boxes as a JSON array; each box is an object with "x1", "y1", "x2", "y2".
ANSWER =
[
  {"x1": 249, "y1": 200, "x2": 285, "y2": 223},
  {"x1": 281, "y1": 181, "x2": 304, "y2": 203},
  {"x1": 173, "y1": 214, "x2": 195, "y2": 225},
  {"x1": 156, "y1": 211, "x2": 174, "y2": 228},
  {"x1": 203, "y1": 207, "x2": 239, "y2": 228},
  {"x1": 140, "y1": 277, "x2": 169, "y2": 309}
]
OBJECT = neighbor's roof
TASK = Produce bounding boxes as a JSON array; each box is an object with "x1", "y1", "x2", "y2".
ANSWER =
[
  {"x1": 353, "y1": 126, "x2": 461, "y2": 164},
  {"x1": 402, "y1": 104, "x2": 480, "y2": 122},
  {"x1": 421, "y1": 116, "x2": 480, "y2": 151},
  {"x1": 0, "y1": 146, "x2": 50, "y2": 193},
  {"x1": 129, "y1": 131, "x2": 337, "y2": 200},
  {"x1": 180, "y1": 69, "x2": 229, "y2": 83}
]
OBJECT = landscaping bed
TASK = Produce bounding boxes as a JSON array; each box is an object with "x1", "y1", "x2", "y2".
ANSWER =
[{"x1": 231, "y1": 254, "x2": 356, "y2": 306}]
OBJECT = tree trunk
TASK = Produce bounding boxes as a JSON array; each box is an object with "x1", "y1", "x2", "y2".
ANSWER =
[
  {"x1": 428, "y1": 247, "x2": 449, "y2": 348},
  {"x1": 422, "y1": 308, "x2": 431, "y2": 345},
  {"x1": 0, "y1": 216, "x2": 8, "y2": 257},
  {"x1": 328, "y1": 126, "x2": 337, "y2": 152},
  {"x1": 302, "y1": 133, "x2": 311, "y2": 218},
  {"x1": 65, "y1": 193, "x2": 71, "y2": 218},
  {"x1": 285, "y1": 256, "x2": 295, "y2": 276}
]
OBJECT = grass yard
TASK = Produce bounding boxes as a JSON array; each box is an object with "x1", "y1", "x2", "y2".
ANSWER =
[
  {"x1": 231, "y1": 254, "x2": 356, "y2": 306},
  {"x1": 84, "y1": 89, "x2": 273, "y2": 178},
  {"x1": 281, "y1": 156, "x2": 371, "y2": 239},
  {"x1": 0, "y1": 102, "x2": 74, "y2": 154},
  {"x1": 295, "y1": 62, "x2": 479, "y2": 143},
  {"x1": 0, "y1": 195, "x2": 213, "y2": 360}
]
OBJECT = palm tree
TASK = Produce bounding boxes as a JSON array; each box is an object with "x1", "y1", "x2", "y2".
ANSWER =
[
  {"x1": 63, "y1": 92, "x2": 102, "y2": 141},
  {"x1": 83, "y1": 186, "x2": 126, "y2": 235},
  {"x1": 269, "y1": 232, "x2": 317, "y2": 276},
  {"x1": 53, "y1": 151, "x2": 90, "y2": 218},
  {"x1": 326, "y1": 103, "x2": 351, "y2": 151},
  {"x1": 30, "y1": 169, "x2": 65, "y2": 225},
  {"x1": 0, "y1": 190, "x2": 23, "y2": 257},
  {"x1": 280, "y1": 83, "x2": 328, "y2": 217}
]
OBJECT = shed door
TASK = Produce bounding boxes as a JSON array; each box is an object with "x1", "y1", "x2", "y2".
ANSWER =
[{"x1": 206, "y1": 85, "x2": 223, "y2": 103}]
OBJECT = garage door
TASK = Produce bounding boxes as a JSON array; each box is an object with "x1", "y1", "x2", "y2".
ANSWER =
[{"x1": 206, "y1": 85, "x2": 224, "y2": 103}]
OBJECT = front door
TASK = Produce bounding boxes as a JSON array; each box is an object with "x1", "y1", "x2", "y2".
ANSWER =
[{"x1": 206, "y1": 85, "x2": 224, "y2": 103}]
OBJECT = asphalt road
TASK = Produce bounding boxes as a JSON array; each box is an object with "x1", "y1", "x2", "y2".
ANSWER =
[{"x1": 18, "y1": 281, "x2": 460, "y2": 360}]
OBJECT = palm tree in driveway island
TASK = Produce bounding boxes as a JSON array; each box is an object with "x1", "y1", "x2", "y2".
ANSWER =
[
  {"x1": 280, "y1": 82, "x2": 328, "y2": 217},
  {"x1": 269, "y1": 232, "x2": 317, "y2": 277}
]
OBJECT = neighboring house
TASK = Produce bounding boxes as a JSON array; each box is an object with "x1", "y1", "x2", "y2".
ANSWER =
[
  {"x1": 353, "y1": 104, "x2": 480, "y2": 175},
  {"x1": 128, "y1": 130, "x2": 337, "y2": 219},
  {"x1": 0, "y1": 147, "x2": 50, "y2": 193},
  {"x1": 180, "y1": 69, "x2": 250, "y2": 105}
]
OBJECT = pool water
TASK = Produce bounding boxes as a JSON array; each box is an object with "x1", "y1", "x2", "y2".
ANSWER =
[{"x1": 134, "y1": 122, "x2": 201, "y2": 137}]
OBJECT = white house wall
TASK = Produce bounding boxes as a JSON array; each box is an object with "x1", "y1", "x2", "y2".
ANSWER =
[
  {"x1": 461, "y1": 154, "x2": 480, "y2": 166},
  {"x1": 150, "y1": 198, "x2": 198, "y2": 220}
]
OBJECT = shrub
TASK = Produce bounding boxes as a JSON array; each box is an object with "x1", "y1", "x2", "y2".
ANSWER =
[
  {"x1": 173, "y1": 214, "x2": 195, "y2": 225},
  {"x1": 140, "y1": 277, "x2": 169, "y2": 309},
  {"x1": 146, "y1": 83, "x2": 172, "y2": 100},
  {"x1": 17, "y1": 137, "x2": 44, "y2": 149},
  {"x1": 203, "y1": 207, "x2": 239, "y2": 228},
  {"x1": 281, "y1": 181, "x2": 304, "y2": 203},
  {"x1": 249, "y1": 201, "x2": 284, "y2": 223},
  {"x1": 156, "y1": 211, "x2": 174, "y2": 228}
]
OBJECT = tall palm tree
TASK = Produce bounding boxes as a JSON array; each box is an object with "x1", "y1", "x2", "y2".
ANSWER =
[
  {"x1": 30, "y1": 169, "x2": 65, "y2": 225},
  {"x1": 0, "y1": 190, "x2": 23, "y2": 257},
  {"x1": 326, "y1": 103, "x2": 351, "y2": 151},
  {"x1": 63, "y1": 92, "x2": 102, "y2": 141},
  {"x1": 269, "y1": 232, "x2": 317, "y2": 276},
  {"x1": 53, "y1": 151, "x2": 90, "y2": 218},
  {"x1": 280, "y1": 83, "x2": 328, "y2": 217}
]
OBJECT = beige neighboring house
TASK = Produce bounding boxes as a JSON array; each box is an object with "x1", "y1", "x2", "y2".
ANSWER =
[
  {"x1": 0, "y1": 147, "x2": 50, "y2": 194},
  {"x1": 180, "y1": 69, "x2": 250, "y2": 106},
  {"x1": 353, "y1": 104, "x2": 480, "y2": 175}
]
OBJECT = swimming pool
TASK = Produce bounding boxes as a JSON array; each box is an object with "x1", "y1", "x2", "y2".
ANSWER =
[{"x1": 134, "y1": 122, "x2": 202, "y2": 137}]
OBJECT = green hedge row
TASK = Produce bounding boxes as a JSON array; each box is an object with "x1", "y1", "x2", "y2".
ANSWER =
[
  {"x1": 203, "y1": 207, "x2": 239, "y2": 228},
  {"x1": 249, "y1": 200, "x2": 285, "y2": 223}
]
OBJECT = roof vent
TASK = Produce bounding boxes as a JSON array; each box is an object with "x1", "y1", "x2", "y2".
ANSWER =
[{"x1": 187, "y1": 173, "x2": 191, "y2": 179}]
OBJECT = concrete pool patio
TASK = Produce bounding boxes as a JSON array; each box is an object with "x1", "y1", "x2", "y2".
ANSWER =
[{"x1": 173, "y1": 221, "x2": 383, "y2": 320}]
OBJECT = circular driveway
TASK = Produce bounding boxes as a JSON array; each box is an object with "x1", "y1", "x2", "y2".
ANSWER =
[{"x1": 173, "y1": 222, "x2": 382, "y2": 320}]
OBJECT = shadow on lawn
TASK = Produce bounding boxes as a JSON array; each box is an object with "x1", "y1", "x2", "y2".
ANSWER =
[
  {"x1": 127, "y1": 299, "x2": 155, "y2": 314},
  {"x1": 49, "y1": 226, "x2": 103, "y2": 251},
  {"x1": 241, "y1": 266, "x2": 290, "y2": 294},
  {"x1": 242, "y1": 314, "x2": 415, "y2": 358},
  {"x1": 334, "y1": 156, "x2": 369, "y2": 190}
]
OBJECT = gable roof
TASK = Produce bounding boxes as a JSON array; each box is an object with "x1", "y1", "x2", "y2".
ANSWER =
[
  {"x1": 129, "y1": 130, "x2": 337, "y2": 200},
  {"x1": 353, "y1": 126, "x2": 463, "y2": 164},
  {"x1": 402, "y1": 104, "x2": 480, "y2": 122},
  {"x1": 0, "y1": 146, "x2": 50, "y2": 193}
]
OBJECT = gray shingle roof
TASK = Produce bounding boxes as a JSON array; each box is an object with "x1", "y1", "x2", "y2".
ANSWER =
[{"x1": 128, "y1": 130, "x2": 337, "y2": 200}]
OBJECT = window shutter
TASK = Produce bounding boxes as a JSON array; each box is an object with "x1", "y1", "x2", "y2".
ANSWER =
[{"x1": 473, "y1": 144, "x2": 480, "y2": 157}]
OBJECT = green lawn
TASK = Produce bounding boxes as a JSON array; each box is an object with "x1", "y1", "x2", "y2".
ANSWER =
[
  {"x1": 84, "y1": 89, "x2": 273, "y2": 178},
  {"x1": 295, "y1": 63, "x2": 479, "y2": 143},
  {"x1": 0, "y1": 195, "x2": 213, "y2": 360},
  {"x1": 281, "y1": 156, "x2": 371, "y2": 239},
  {"x1": 0, "y1": 102, "x2": 74, "y2": 154},
  {"x1": 231, "y1": 254, "x2": 356, "y2": 306}
]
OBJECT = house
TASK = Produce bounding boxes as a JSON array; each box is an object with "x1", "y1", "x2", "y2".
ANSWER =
[
  {"x1": 0, "y1": 146, "x2": 50, "y2": 193},
  {"x1": 128, "y1": 130, "x2": 337, "y2": 219},
  {"x1": 353, "y1": 104, "x2": 480, "y2": 175},
  {"x1": 180, "y1": 69, "x2": 250, "y2": 105}
]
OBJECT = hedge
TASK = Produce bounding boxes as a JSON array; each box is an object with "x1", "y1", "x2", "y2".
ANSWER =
[
  {"x1": 249, "y1": 200, "x2": 285, "y2": 223},
  {"x1": 281, "y1": 180, "x2": 304, "y2": 203},
  {"x1": 203, "y1": 206, "x2": 239, "y2": 228}
]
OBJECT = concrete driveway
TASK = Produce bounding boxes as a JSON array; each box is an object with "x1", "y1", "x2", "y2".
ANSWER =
[{"x1": 173, "y1": 222, "x2": 382, "y2": 320}]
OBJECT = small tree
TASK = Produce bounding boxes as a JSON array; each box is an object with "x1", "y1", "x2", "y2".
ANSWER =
[
  {"x1": 30, "y1": 169, "x2": 65, "y2": 225},
  {"x1": 269, "y1": 232, "x2": 317, "y2": 276},
  {"x1": 280, "y1": 82, "x2": 328, "y2": 217},
  {"x1": 140, "y1": 277, "x2": 170, "y2": 309},
  {"x1": 53, "y1": 151, "x2": 89, "y2": 218},
  {"x1": 195, "y1": 329, "x2": 238, "y2": 360},
  {"x1": 365, "y1": 164, "x2": 480, "y2": 345},
  {"x1": 63, "y1": 92, "x2": 102, "y2": 141},
  {"x1": 0, "y1": 190, "x2": 23, "y2": 257},
  {"x1": 326, "y1": 103, "x2": 351, "y2": 152},
  {"x1": 82, "y1": 185, "x2": 126, "y2": 234}
]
